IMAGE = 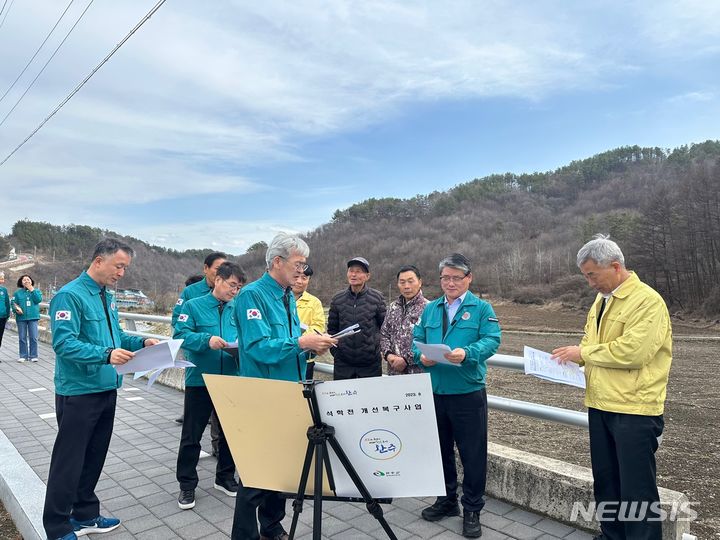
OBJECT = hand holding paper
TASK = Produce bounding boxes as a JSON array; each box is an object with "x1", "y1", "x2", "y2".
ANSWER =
[
  {"x1": 524, "y1": 346, "x2": 586, "y2": 389},
  {"x1": 115, "y1": 339, "x2": 194, "y2": 388},
  {"x1": 413, "y1": 341, "x2": 461, "y2": 367}
]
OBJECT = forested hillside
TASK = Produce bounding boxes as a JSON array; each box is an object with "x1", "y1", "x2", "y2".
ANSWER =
[
  {"x1": 239, "y1": 141, "x2": 720, "y2": 315},
  {"x1": 3, "y1": 140, "x2": 719, "y2": 315},
  {"x1": 1, "y1": 222, "x2": 226, "y2": 312}
]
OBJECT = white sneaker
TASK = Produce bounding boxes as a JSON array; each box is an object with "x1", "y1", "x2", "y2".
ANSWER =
[
  {"x1": 18, "y1": 357, "x2": 26, "y2": 363},
  {"x1": 29, "y1": 358, "x2": 38, "y2": 362}
]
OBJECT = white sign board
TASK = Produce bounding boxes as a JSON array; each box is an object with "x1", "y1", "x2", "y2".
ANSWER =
[{"x1": 314, "y1": 373, "x2": 445, "y2": 498}]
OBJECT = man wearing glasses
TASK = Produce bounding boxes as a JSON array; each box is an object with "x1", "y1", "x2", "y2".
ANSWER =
[
  {"x1": 174, "y1": 262, "x2": 247, "y2": 511},
  {"x1": 231, "y1": 233, "x2": 337, "y2": 540},
  {"x1": 413, "y1": 253, "x2": 501, "y2": 538}
]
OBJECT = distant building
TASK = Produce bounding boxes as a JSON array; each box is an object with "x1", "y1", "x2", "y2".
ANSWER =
[{"x1": 114, "y1": 288, "x2": 155, "y2": 309}]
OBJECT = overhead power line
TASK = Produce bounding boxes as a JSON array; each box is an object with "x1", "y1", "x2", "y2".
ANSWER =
[
  {"x1": 0, "y1": 0, "x2": 8, "y2": 19},
  {"x1": 0, "y1": 0, "x2": 168, "y2": 167},
  {"x1": 0, "y1": 0, "x2": 94, "y2": 129},
  {"x1": 0, "y1": 0, "x2": 77, "y2": 106},
  {"x1": 0, "y1": 0, "x2": 14, "y2": 30}
]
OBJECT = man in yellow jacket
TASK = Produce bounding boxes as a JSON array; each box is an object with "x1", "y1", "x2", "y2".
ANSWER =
[
  {"x1": 291, "y1": 265, "x2": 325, "y2": 379},
  {"x1": 553, "y1": 234, "x2": 671, "y2": 540}
]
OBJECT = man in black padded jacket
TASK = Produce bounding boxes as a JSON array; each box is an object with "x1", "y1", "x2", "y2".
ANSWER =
[{"x1": 328, "y1": 257, "x2": 387, "y2": 380}]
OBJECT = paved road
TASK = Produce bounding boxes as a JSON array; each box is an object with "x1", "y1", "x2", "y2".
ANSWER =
[{"x1": 0, "y1": 334, "x2": 593, "y2": 540}]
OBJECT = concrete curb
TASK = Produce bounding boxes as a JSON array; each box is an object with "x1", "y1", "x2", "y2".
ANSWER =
[
  {"x1": 0, "y1": 428, "x2": 45, "y2": 540},
  {"x1": 487, "y1": 442, "x2": 693, "y2": 540}
]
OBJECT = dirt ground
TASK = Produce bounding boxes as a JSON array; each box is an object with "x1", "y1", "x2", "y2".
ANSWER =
[
  {"x1": 489, "y1": 303, "x2": 720, "y2": 539},
  {"x1": 0, "y1": 501, "x2": 21, "y2": 540}
]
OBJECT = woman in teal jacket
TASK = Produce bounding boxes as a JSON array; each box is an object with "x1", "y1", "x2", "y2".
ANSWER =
[
  {"x1": 12, "y1": 274, "x2": 43, "y2": 362},
  {"x1": 0, "y1": 272, "x2": 10, "y2": 352}
]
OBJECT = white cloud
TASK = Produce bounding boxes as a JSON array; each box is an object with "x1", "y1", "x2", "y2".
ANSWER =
[
  {"x1": 124, "y1": 219, "x2": 308, "y2": 254},
  {"x1": 666, "y1": 91, "x2": 716, "y2": 104}
]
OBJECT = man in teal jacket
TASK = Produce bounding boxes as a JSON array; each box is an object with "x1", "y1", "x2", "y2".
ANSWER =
[
  {"x1": 0, "y1": 271, "x2": 9, "y2": 353},
  {"x1": 43, "y1": 239, "x2": 159, "y2": 540},
  {"x1": 231, "y1": 233, "x2": 337, "y2": 540},
  {"x1": 171, "y1": 251, "x2": 227, "y2": 327},
  {"x1": 171, "y1": 252, "x2": 227, "y2": 439},
  {"x1": 413, "y1": 253, "x2": 501, "y2": 539},
  {"x1": 174, "y1": 261, "x2": 246, "y2": 511}
]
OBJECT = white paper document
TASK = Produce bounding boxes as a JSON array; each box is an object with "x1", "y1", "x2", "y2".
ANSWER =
[
  {"x1": 523, "y1": 346, "x2": 586, "y2": 389},
  {"x1": 314, "y1": 373, "x2": 445, "y2": 498},
  {"x1": 115, "y1": 339, "x2": 193, "y2": 388},
  {"x1": 412, "y1": 341, "x2": 459, "y2": 366},
  {"x1": 332, "y1": 323, "x2": 361, "y2": 340}
]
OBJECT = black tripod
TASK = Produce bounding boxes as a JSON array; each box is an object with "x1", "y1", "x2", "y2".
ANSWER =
[{"x1": 287, "y1": 380, "x2": 398, "y2": 540}]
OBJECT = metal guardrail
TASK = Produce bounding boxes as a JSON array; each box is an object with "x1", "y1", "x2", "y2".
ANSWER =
[{"x1": 38, "y1": 302, "x2": 589, "y2": 428}]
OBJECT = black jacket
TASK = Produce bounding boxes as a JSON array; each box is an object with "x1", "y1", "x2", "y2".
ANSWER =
[{"x1": 328, "y1": 286, "x2": 387, "y2": 371}]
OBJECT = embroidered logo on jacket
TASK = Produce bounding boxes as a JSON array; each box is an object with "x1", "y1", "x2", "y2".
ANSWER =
[
  {"x1": 247, "y1": 309, "x2": 262, "y2": 320},
  {"x1": 178, "y1": 314, "x2": 189, "y2": 322},
  {"x1": 55, "y1": 310, "x2": 72, "y2": 321}
]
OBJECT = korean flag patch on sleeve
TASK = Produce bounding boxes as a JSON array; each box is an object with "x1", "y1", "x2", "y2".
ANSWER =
[
  {"x1": 176, "y1": 298, "x2": 184, "y2": 306},
  {"x1": 247, "y1": 308, "x2": 262, "y2": 320},
  {"x1": 55, "y1": 310, "x2": 72, "y2": 321},
  {"x1": 178, "y1": 314, "x2": 189, "y2": 323}
]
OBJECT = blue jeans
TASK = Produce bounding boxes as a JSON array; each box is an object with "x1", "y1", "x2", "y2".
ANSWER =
[{"x1": 17, "y1": 319, "x2": 39, "y2": 359}]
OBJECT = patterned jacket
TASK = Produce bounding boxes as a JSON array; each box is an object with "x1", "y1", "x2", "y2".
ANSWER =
[{"x1": 380, "y1": 292, "x2": 428, "y2": 375}]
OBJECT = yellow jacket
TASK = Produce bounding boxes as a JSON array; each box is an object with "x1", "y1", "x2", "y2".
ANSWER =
[
  {"x1": 296, "y1": 291, "x2": 326, "y2": 334},
  {"x1": 580, "y1": 272, "x2": 672, "y2": 416}
]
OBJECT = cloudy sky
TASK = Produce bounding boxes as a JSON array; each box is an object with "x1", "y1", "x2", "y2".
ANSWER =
[{"x1": 0, "y1": 1, "x2": 718, "y2": 253}]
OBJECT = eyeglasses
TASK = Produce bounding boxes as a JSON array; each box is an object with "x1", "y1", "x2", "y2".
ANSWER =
[
  {"x1": 223, "y1": 280, "x2": 242, "y2": 292},
  {"x1": 440, "y1": 275, "x2": 468, "y2": 284},
  {"x1": 279, "y1": 256, "x2": 309, "y2": 273}
]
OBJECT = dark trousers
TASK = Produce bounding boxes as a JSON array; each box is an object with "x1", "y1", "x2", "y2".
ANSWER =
[
  {"x1": 43, "y1": 390, "x2": 117, "y2": 540},
  {"x1": 210, "y1": 410, "x2": 220, "y2": 454},
  {"x1": 333, "y1": 362, "x2": 382, "y2": 380},
  {"x1": 589, "y1": 408, "x2": 664, "y2": 540},
  {"x1": 0, "y1": 316, "x2": 6, "y2": 347},
  {"x1": 434, "y1": 389, "x2": 488, "y2": 512},
  {"x1": 177, "y1": 386, "x2": 235, "y2": 490},
  {"x1": 231, "y1": 485, "x2": 286, "y2": 539}
]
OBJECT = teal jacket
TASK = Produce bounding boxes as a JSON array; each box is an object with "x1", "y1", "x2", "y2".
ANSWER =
[
  {"x1": 413, "y1": 292, "x2": 501, "y2": 394},
  {"x1": 172, "y1": 278, "x2": 212, "y2": 328},
  {"x1": 0, "y1": 286, "x2": 9, "y2": 318},
  {"x1": 12, "y1": 288, "x2": 43, "y2": 320},
  {"x1": 173, "y1": 292, "x2": 239, "y2": 386},
  {"x1": 235, "y1": 272, "x2": 305, "y2": 382},
  {"x1": 50, "y1": 271, "x2": 145, "y2": 396}
]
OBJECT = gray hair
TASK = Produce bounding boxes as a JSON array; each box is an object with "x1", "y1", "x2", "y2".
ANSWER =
[
  {"x1": 439, "y1": 253, "x2": 471, "y2": 275},
  {"x1": 265, "y1": 233, "x2": 309, "y2": 269},
  {"x1": 92, "y1": 238, "x2": 134, "y2": 261},
  {"x1": 576, "y1": 234, "x2": 625, "y2": 268}
]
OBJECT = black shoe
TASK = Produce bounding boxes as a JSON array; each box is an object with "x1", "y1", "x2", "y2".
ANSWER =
[
  {"x1": 175, "y1": 415, "x2": 184, "y2": 424},
  {"x1": 214, "y1": 477, "x2": 238, "y2": 497},
  {"x1": 178, "y1": 489, "x2": 195, "y2": 509},
  {"x1": 421, "y1": 498, "x2": 461, "y2": 521},
  {"x1": 260, "y1": 533, "x2": 289, "y2": 540},
  {"x1": 462, "y1": 510, "x2": 482, "y2": 538}
]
